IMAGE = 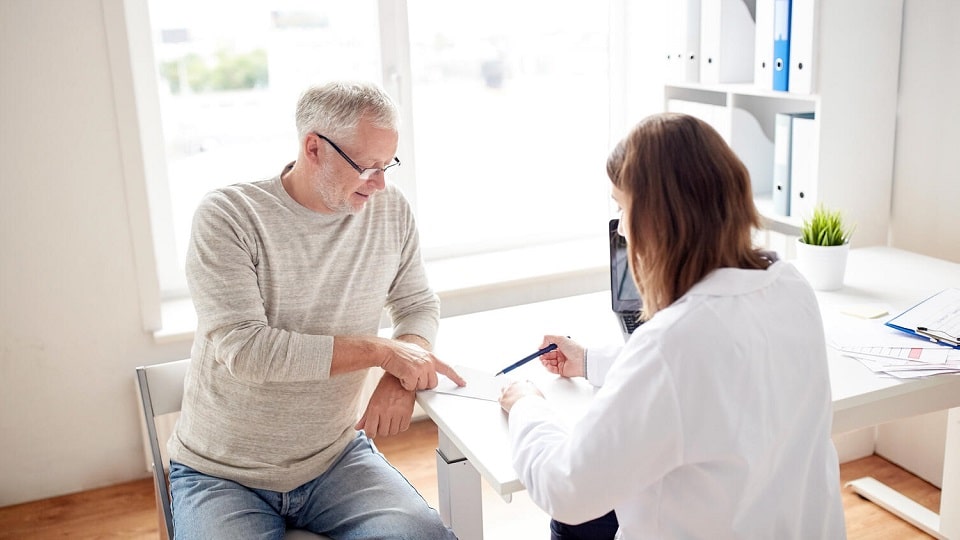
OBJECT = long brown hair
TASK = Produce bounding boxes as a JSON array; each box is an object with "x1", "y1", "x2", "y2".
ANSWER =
[{"x1": 607, "y1": 113, "x2": 767, "y2": 319}]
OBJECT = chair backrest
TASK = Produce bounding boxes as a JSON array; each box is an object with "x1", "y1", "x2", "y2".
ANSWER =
[
  {"x1": 136, "y1": 359, "x2": 327, "y2": 540},
  {"x1": 137, "y1": 359, "x2": 190, "y2": 540}
]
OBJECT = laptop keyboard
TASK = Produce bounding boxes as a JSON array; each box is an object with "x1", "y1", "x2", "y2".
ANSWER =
[{"x1": 622, "y1": 312, "x2": 642, "y2": 334}]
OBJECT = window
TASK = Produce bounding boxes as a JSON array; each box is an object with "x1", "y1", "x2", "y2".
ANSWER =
[
  {"x1": 403, "y1": 0, "x2": 612, "y2": 256},
  {"x1": 146, "y1": 1, "x2": 383, "y2": 297},
  {"x1": 137, "y1": 0, "x2": 661, "y2": 310}
]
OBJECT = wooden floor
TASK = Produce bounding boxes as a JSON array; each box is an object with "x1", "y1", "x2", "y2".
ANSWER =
[{"x1": 0, "y1": 419, "x2": 941, "y2": 539}]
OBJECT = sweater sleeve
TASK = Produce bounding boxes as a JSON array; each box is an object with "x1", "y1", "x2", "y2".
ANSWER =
[
  {"x1": 186, "y1": 192, "x2": 332, "y2": 384},
  {"x1": 384, "y1": 195, "x2": 439, "y2": 346}
]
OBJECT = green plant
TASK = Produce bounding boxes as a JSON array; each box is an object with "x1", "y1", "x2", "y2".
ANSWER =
[
  {"x1": 159, "y1": 48, "x2": 268, "y2": 95},
  {"x1": 800, "y1": 204, "x2": 855, "y2": 246}
]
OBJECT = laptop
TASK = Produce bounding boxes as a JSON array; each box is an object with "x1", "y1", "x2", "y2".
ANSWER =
[{"x1": 609, "y1": 218, "x2": 643, "y2": 341}]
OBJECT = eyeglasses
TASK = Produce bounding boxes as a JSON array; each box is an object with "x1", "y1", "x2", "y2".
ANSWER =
[{"x1": 314, "y1": 132, "x2": 401, "y2": 181}]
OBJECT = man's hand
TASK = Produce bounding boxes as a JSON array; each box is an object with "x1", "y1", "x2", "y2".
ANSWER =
[
  {"x1": 380, "y1": 340, "x2": 466, "y2": 391},
  {"x1": 356, "y1": 374, "x2": 415, "y2": 438}
]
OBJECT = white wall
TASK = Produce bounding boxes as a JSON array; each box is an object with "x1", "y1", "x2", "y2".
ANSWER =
[
  {"x1": 0, "y1": 0, "x2": 191, "y2": 506},
  {"x1": 0, "y1": 0, "x2": 957, "y2": 507},
  {"x1": 874, "y1": 0, "x2": 960, "y2": 486},
  {"x1": 888, "y1": 0, "x2": 960, "y2": 262}
]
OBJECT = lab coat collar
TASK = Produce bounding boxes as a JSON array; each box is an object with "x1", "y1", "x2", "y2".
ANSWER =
[{"x1": 685, "y1": 260, "x2": 787, "y2": 298}]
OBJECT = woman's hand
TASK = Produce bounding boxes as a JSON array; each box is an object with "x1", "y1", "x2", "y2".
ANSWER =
[
  {"x1": 499, "y1": 380, "x2": 544, "y2": 414},
  {"x1": 538, "y1": 335, "x2": 585, "y2": 378}
]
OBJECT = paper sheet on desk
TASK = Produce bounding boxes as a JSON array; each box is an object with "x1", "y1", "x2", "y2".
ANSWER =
[
  {"x1": 827, "y1": 306, "x2": 960, "y2": 378},
  {"x1": 420, "y1": 365, "x2": 509, "y2": 402},
  {"x1": 828, "y1": 306, "x2": 947, "y2": 349},
  {"x1": 847, "y1": 354, "x2": 960, "y2": 379}
]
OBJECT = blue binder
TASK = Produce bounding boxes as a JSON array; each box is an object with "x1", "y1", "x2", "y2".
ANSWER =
[{"x1": 773, "y1": 0, "x2": 791, "y2": 91}]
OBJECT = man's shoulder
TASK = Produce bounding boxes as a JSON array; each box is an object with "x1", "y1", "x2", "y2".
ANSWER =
[
  {"x1": 213, "y1": 176, "x2": 277, "y2": 199},
  {"x1": 198, "y1": 177, "x2": 280, "y2": 211}
]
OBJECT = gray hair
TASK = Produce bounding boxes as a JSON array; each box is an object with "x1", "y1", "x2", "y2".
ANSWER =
[{"x1": 294, "y1": 81, "x2": 399, "y2": 144}]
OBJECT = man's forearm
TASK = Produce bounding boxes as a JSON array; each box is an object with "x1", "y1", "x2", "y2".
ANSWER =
[
  {"x1": 330, "y1": 335, "x2": 390, "y2": 376},
  {"x1": 396, "y1": 333, "x2": 431, "y2": 351},
  {"x1": 330, "y1": 334, "x2": 432, "y2": 376}
]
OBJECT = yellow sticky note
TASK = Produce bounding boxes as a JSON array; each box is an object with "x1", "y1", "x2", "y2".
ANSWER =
[{"x1": 840, "y1": 304, "x2": 890, "y2": 319}]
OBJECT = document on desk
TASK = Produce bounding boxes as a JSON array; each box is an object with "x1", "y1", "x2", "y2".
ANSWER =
[
  {"x1": 839, "y1": 348, "x2": 960, "y2": 379},
  {"x1": 885, "y1": 288, "x2": 960, "y2": 348},
  {"x1": 828, "y1": 305, "x2": 960, "y2": 379},
  {"x1": 421, "y1": 365, "x2": 508, "y2": 402}
]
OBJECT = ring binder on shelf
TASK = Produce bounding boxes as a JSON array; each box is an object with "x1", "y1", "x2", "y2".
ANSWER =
[
  {"x1": 773, "y1": 0, "x2": 791, "y2": 91},
  {"x1": 788, "y1": 0, "x2": 816, "y2": 93},
  {"x1": 700, "y1": 0, "x2": 755, "y2": 84},
  {"x1": 754, "y1": 0, "x2": 775, "y2": 91},
  {"x1": 665, "y1": 0, "x2": 702, "y2": 83}
]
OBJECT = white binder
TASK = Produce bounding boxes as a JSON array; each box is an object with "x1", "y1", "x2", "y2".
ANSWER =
[
  {"x1": 753, "y1": 0, "x2": 775, "y2": 90},
  {"x1": 665, "y1": 0, "x2": 702, "y2": 83},
  {"x1": 729, "y1": 108, "x2": 774, "y2": 198},
  {"x1": 773, "y1": 111, "x2": 814, "y2": 216},
  {"x1": 700, "y1": 0, "x2": 756, "y2": 84},
  {"x1": 666, "y1": 99, "x2": 730, "y2": 140},
  {"x1": 772, "y1": 112, "x2": 794, "y2": 216},
  {"x1": 788, "y1": 0, "x2": 817, "y2": 93},
  {"x1": 789, "y1": 114, "x2": 818, "y2": 219}
]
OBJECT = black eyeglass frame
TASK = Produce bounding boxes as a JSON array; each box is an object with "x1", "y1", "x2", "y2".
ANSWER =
[{"x1": 313, "y1": 132, "x2": 401, "y2": 180}]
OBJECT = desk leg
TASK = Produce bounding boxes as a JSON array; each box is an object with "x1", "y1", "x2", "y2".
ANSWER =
[
  {"x1": 436, "y1": 430, "x2": 483, "y2": 540},
  {"x1": 940, "y1": 407, "x2": 959, "y2": 538},
  {"x1": 845, "y1": 406, "x2": 960, "y2": 540}
]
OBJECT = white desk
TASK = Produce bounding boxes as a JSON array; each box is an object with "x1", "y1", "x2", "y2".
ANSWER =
[{"x1": 419, "y1": 247, "x2": 960, "y2": 540}]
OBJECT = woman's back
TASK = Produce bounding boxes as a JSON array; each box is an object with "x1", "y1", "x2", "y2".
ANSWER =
[{"x1": 600, "y1": 262, "x2": 844, "y2": 538}]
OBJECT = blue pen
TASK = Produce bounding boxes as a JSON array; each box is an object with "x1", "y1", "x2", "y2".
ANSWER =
[{"x1": 495, "y1": 343, "x2": 558, "y2": 376}]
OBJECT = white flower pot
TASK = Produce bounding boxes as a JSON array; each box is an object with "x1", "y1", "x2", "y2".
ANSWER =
[{"x1": 794, "y1": 240, "x2": 850, "y2": 291}]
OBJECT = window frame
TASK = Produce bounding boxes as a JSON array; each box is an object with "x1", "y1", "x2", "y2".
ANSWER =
[{"x1": 107, "y1": 0, "x2": 663, "y2": 338}]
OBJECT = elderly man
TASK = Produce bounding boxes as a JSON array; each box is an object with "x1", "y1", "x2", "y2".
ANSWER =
[{"x1": 168, "y1": 81, "x2": 462, "y2": 539}]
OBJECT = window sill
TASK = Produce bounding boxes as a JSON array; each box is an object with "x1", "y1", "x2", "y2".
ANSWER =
[{"x1": 153, "y1": 237, "x2": 609, "y2": 344}]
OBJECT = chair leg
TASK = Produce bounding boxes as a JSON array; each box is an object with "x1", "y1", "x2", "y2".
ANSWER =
[{"x1": 154, "y1": 480, "x2": 172, "y2": 540}]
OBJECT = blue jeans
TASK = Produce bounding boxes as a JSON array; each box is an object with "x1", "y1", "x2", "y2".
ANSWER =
[{"x1": 169, "y1": 431, "x2": 455, "y2": 540}]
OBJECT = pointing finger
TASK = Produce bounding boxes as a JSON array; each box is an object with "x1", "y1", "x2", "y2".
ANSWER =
[{"x1": 437, "y1": 361, "x2": 467, "y2": 386}]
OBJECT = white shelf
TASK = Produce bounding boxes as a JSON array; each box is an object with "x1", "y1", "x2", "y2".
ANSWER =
[
  {"x1": 665, "y1": 81, "x2": 818, "y2": 104},
  {"x1": 755, "y1": 194, "x2": 802, "y2": 236},
  {"x1": 662, "y1": 0, "x2": 904, "y2": 247}
]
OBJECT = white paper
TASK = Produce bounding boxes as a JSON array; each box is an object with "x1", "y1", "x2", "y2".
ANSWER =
[
  {"x1": 827, "y1": 307, "x2": 947, "y2": 350},
  {"x1": 420, "y1": 365, "x2": 509, "y2": 402},
  {"x1": 847, "y1": 354, "x2": 960, "y2": 379},
  {"x1": 887, "y1": 288, "x2": 960, "y2": 340}
]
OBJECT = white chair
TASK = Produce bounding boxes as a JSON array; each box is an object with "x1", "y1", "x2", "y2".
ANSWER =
[{"x1": 136, "y1": 359, "x2": 328, "y2": 539}]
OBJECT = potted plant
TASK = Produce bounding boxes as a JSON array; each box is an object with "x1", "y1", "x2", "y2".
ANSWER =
[{"x1": 795, "y1": 204, "x2": 855, "y2": 291}]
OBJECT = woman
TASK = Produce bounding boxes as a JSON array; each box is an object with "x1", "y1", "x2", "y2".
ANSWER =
[{"x1": 499, "y1": 113, "x2": 846, "y2": 539}]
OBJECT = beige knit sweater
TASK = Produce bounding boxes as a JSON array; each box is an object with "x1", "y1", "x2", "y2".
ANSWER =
[{"x1": 169, "y1": 168, "x2": 439, "y2": 491}]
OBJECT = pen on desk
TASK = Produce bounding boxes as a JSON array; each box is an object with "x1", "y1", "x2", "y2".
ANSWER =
[{"x1": 495, "y1": 343, "x2": 558, "y2": 376}]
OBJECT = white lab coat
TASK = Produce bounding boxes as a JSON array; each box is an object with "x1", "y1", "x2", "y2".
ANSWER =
[{"x1": 508, "y1": 261, "x2": 846, "y2": 539}]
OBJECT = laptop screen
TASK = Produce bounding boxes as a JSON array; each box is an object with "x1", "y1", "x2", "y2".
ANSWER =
[{"x1": 609, "y1": 219, "x2": 642, "y2": 313}]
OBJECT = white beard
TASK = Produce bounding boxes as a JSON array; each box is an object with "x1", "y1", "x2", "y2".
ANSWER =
[{"x1": 313, "y1": 165, "x2": 360, "y2": 214}]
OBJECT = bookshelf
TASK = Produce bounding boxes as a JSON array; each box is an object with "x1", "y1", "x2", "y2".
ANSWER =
[{"x1": 662, "y1": 0, "x2": 904, "y2": 246}]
